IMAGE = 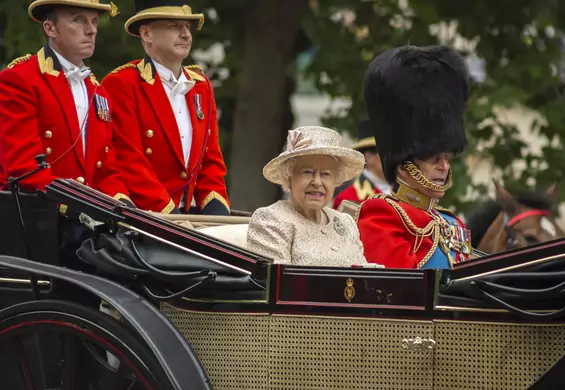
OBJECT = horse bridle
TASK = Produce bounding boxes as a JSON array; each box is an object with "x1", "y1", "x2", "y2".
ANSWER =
[{"x1": 504, "y1": 209, "x2": 553, "y2": 250}]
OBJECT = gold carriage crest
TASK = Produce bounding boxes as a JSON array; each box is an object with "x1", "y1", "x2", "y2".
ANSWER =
[{"x1": 344, "y1": 278, "x2": 355, "y2": 303}]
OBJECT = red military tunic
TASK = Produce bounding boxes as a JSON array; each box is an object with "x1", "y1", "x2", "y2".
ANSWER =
[
  {"x1": 101, "y1": 56, "x2": 230, "y2": 214},
  {"x1": 356, "y1": 184, "x2": 471, "y2": 269},
  {"x1": 333, "y1": 171, "x2": 388, "y2": 209},
  {"x1": 0, "y1": 46, "x2": 130, "y2": 201}
]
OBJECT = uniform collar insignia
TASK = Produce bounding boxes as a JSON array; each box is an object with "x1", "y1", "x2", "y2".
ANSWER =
[
  {"x1": 137, "y1": 55, "x2": 156, "y2": 85},
  {"x1": 353, "y1": 176, "x2": 375, "y2": 201},
  {"x1": 392, "y1": 180, "x2": 438, "y2": 211},
  {"x1": 38, "y1": 45, "x2": 62, "y2": 77}
]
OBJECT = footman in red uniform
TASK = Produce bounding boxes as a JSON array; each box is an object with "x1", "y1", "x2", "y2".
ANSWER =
[
  {"x1": 101, "y1": 0, "x2": 230, "y2": 215},
  {"x1": 357, "y1": 45, "x2": 473, "y2": 269},
  {"x1": 0, "y1": 0, "x2": 131, "y2": 204}
]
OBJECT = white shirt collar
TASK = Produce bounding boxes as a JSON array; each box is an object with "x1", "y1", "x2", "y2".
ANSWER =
[
  {"x1": 152, "y1": 59, "x2": 188, "y2": 85},
  {"x1": 362, "y1": 168, "x2": 391, "y2": 193},
  {"x1": 50, "y1": 46, "x2": 85, "y2": 73}
]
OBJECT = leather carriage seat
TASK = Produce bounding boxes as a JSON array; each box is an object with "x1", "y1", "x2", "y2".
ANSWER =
[
  {"x1": 197, "y1": 224, "x2": 249, "y2": 249},
  {"x1": 155, "y1": 213, "x2": 251, "y2": 249}
]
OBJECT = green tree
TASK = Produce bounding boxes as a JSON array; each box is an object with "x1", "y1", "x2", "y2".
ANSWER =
[
  {"x1": 2, "y1": 0, "x2": 565, "y2": 215},
  {"x1": 305, "y1": 0, "x2": 565, "y2": 216}
]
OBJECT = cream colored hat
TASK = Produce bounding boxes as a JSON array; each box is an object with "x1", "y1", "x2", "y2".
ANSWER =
[
  {"x1": 263, "y1": 126, "x2": 365, "y2": 186},
  {"x1": 28, "y1": 0, "x2": 117, "y2": 22},
  {"x1": 125, "y1": 2, "x2": 205, "y2": 37}
]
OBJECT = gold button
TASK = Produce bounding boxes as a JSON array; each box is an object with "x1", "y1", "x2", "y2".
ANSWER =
[
  {"x1": 105, "y1": 146, "x2": 109, "y2": 153},
  {"x1": 146, "y1": 130, "x2": 154, "y2": 138},
  {"x1": 180, "y1": 171, "x2": 188, "y2": 179},
  {"x1": 45, "y1": 147, "x2": 52, "y2": 155},
  {"x1": 76, "y1": 177, "x2": 85, "y2": 184},
  {"x1": 145, "y1": 148, "x2": 152, "y2": 155},
  {"x1": 45, "y1": 131, "x2": 52, "y2": 139},
  {"x1": 96, "y1": 161, "x2": 102, "y2": 168}
]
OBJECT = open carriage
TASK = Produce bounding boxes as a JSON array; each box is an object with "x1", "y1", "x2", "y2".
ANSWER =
[{"x1": 0, "y1": 176, "x2": 564, "y2": 389}]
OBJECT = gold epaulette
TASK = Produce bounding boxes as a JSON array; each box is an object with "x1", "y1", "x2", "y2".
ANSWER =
[
  {"x1": 90, "y1": 73, "x2": 100, "y2": 86},
  {"x1": 436, "y1": 205, "x2": 457, "y2": 218},
  {"x1": 7, "y1": 54, "x2": 32, "y2": 69},
  {"x1": 186, "y1": 64, "x2": 204, "y2": 74},
  {"x1": 184, "y1": 65, "x2": 206, "y2": 82},
  {"x1": 111, "y1": 63, "x2": 136, "y2": 74}
]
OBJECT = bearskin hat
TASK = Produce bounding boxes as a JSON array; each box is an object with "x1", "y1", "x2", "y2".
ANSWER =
[{"x1": 364, "y1": 45, "x2": 470, "y2": 183}]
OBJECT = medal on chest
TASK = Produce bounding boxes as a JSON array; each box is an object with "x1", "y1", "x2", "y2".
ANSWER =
[
  {"x1": 433, "y1": 212, "x2": 472, "y2": 264},
  {"x1": 194, "y1": 94, "x2": 204, "y2": 120},
  {"x1": 94, "y1": 94, "x2": 111, "y2": 123}
]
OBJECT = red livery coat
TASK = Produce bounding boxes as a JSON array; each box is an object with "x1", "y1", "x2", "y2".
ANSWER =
[
  {"x1": 0, "y1": 46, "x2": 130, "y2": 201},
  {"x1": 357, "y1": 195, "x2": 469, "y2": 269},
  {"x1": 101, "y1": 57, "x2": 230, "y2": 214},
  {"x1": 333, "y1": 173, "x2": 382, "y2": 209}
]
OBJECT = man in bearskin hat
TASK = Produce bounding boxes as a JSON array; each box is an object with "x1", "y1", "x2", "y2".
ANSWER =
[
  {"x1": 101, "y1": 0, "x2": 230, "y2": 215},
  {"x1": 332, "y1": 119, "x2": 391, "y2": 210},
  {"x1": 0, "y1": 0, "x2": 132, "y2": 203},
  {"x1": 357, "y1": 45, "x2": 473, "y2": 269}
]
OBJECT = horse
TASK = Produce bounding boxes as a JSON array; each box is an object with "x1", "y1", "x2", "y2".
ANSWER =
[{"x1": 466, "y1": 180, "x2": 565, "y2": 255}]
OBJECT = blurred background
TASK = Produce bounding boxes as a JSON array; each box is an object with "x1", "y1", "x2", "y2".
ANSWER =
[{"x1": 2, "y1": 0, "x2": 565, "y2": 220}]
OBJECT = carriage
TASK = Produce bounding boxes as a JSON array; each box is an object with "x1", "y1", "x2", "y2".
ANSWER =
[{"x1": 0, "y1": 164, "x2": 564, "y2": 389}]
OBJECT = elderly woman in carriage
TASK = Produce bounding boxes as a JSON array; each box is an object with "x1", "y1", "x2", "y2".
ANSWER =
[{"x1": 246, "y1": 125, "x2": 372, "y2": 267}]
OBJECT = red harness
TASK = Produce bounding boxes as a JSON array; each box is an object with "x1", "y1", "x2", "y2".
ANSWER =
[{"x1": 507, "y1": 210, "x2": 552, "y2": 227}]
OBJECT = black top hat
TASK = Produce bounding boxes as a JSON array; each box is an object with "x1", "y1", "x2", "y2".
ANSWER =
[
  {"x1": 28, "y1": 0, "x2": 116, "y2": 22},
  {"x1": 350, "y1": 119, "x2": 377, "y2": 152},
  {"x1": 364, "y1": 45, "x2": 469, "y2": 183},
  {"x1": 125, "y1": 0, "x2": 205, "y2": 37}
]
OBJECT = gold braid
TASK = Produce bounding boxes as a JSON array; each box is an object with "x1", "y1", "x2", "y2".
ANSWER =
[
  {"x1": 383, "y1": 197, "x2": 440, "y2": 268},
  {"x1": 403, "y1": 161, "x2": 452, "y2": 192},
  {"x1": 385, "y1": 196, "x2": 458, "y2": 268}
]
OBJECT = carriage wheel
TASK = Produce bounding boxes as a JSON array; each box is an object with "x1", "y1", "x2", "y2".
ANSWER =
[{"x1": 0, "y1": 299, "x2": 167, "y2": 390}]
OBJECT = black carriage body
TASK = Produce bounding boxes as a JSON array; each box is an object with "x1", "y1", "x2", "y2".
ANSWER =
[{"x1": 0, "y1": 178, "x2": 564, "y2": 389}]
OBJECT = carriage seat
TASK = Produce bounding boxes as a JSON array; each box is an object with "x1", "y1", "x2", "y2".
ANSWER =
[
  {"x1": 197, "y1": 224, "x2": 249, "y2": 249},
  {"x1": 156, "y1": 213, "x2": 251, "y2": 249}
]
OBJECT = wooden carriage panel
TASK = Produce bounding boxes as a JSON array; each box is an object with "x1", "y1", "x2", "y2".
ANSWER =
[{"x1": 433, "y1": 320, "x2": 565, "y2": 390}]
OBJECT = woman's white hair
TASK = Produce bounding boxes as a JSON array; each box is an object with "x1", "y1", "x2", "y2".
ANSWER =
[{"x1": 279, "y1": 156, "x2": 347, "y2": 191}]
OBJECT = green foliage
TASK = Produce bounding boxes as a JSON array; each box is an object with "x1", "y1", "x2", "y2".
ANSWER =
[
  {"x1": 304, "y1": 0, "x2": 565, "y2": 216},
  {"x1": 2, "y1": 0, "x2": 565, "y2": 216}
]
